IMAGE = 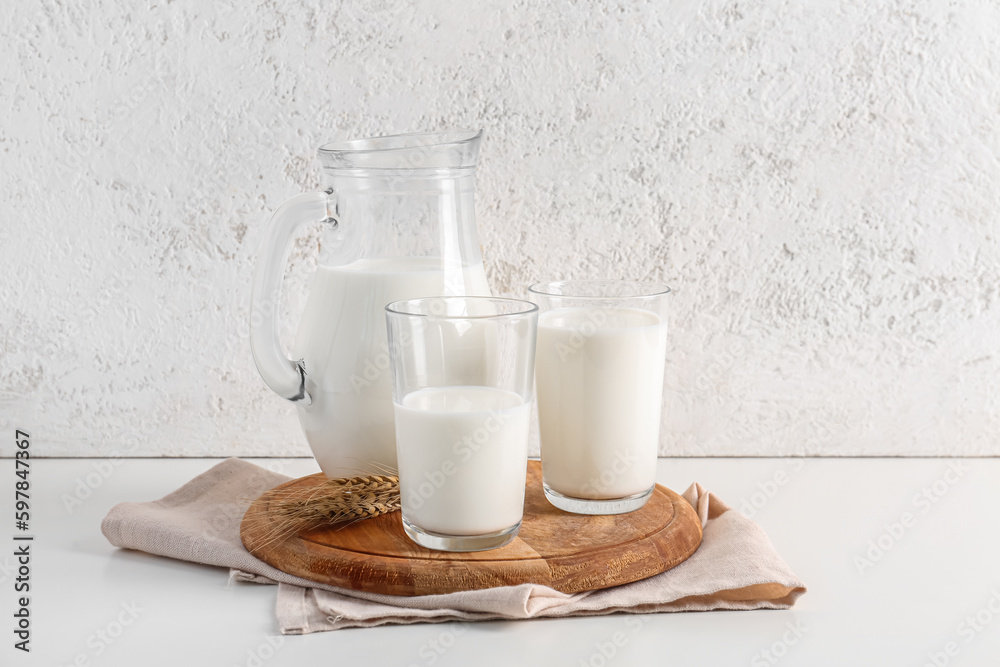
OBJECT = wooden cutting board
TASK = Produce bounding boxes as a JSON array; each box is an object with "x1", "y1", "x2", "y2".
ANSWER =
[{"x1": 240, "y1": 460, "x2": 702, "y2": 596}]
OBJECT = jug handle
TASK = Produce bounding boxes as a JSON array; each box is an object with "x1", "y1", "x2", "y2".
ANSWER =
[{"x1": 249, "y1": 190, "x2": 337, "y2": 405}]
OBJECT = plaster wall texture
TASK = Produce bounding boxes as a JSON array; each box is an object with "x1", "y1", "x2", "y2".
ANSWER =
[{"x1": 1, "y1": 0, "x2": 998, "y2": 457}]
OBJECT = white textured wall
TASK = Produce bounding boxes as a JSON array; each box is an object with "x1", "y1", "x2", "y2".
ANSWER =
[{"x1": 2, "y1": 0, "x2": 999, "y2": 457}]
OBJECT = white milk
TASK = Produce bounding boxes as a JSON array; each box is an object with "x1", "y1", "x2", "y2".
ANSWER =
[
  {"x1": 293, "y1": 258, "x2": 490, "y2": 477},
  {"x1": 394, "y1": 386, "x2": 530, "y2": 536},
  {"x1": 535, "y1": 307, "x2": 668, "y2": 499}
]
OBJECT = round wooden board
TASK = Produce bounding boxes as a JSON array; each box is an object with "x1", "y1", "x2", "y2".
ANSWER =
[{"x1": 240, "y1": 460, "x2": 702, "y2": 596}]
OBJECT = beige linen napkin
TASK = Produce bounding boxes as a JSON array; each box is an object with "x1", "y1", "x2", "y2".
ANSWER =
[{"x1": 101, "y1": 458, "x2": 805, "y2": 634}]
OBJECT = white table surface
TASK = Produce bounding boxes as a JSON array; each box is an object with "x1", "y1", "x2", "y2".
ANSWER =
[{"x1": 1, "y1": 456, "x2": 997, "y2": 667}]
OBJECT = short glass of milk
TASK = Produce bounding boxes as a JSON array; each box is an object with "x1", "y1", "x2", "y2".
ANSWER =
[
  {"x1": 528, "y1": 280, "x2": 670, "y2": 515},
  {"x1": 385, "y1": 296, "x2": 538, "y2": 551}
]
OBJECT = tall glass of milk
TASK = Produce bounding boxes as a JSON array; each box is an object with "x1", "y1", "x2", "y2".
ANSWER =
[
  {"x1": 385, "y1": 296, "x2": 538, "y2": 551},
  {"x1": 528, "y1": 280, "x2": 670, "y2": 515}
]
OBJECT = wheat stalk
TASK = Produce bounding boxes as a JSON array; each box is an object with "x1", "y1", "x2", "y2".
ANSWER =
[{"x1": 244, "y1": 473, "x2": 401, "y2": 552}]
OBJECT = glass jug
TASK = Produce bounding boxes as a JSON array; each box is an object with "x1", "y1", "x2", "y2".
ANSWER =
[{"x1": 250, "y1": 130, "x2": 491, "y2": 477}]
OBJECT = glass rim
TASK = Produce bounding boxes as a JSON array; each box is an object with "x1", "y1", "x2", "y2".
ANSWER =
[
  {"x1": 385, "y1": 295, "x2": 539, "y2": 319},
  {"x1": 527, "y1": 279, "x2": 671, "y2": 300}
]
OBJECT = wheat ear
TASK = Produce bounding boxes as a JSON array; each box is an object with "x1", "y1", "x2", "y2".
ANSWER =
[{"x1": 244, "y1": 474, "x2": 401, "y2": 552}]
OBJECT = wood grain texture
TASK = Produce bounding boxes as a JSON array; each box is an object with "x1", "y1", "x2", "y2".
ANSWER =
[{"x1": 241, "y1": 460, "x2": 702, "y2": 596}]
